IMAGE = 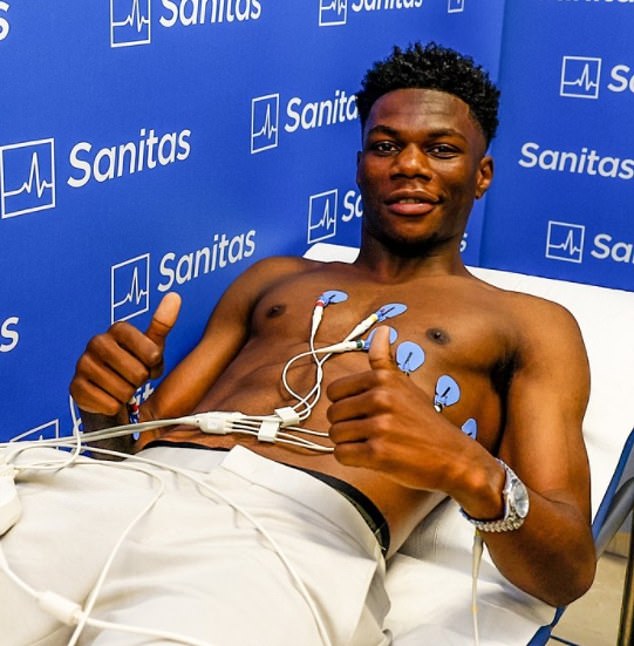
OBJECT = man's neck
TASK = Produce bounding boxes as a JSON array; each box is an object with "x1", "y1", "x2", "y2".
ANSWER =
[{"x1": 353, "y1": 235, "x2": 469, "y2": 283}]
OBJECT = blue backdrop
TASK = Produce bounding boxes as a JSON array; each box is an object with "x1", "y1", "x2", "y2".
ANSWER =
[
  {"x1": 483, "y1": 0, "x2": 634, "y2": 290},
  {"x1": 1, "y1": 1, "x2": 630, "y2": 443}
]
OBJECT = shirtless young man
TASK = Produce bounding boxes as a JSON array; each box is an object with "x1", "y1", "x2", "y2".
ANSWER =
[{"x1": 69, "y1": 42, "x2": 595, "y2": 633}]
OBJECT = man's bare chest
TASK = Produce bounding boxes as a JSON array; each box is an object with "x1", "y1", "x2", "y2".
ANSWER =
[{"x1": 251, "y1": 273, "x2": 511, "y2": 373}]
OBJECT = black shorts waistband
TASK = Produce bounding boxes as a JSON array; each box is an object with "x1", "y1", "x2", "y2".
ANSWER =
[{"x1": 142, "y1": 440, "x2": 230, "y2": 452}]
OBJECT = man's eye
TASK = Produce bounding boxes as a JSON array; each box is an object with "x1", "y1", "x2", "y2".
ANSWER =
[
  {"x1": 428, "y1": 145, "x2": 459, "y2": 157},
  {"x1": 371, "y1": 141, "x2": 399, "y2": 154}
]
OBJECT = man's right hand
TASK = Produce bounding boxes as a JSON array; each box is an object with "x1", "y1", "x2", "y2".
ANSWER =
[{"x1": 70, "y1": 292, "x2": 182, "y2": 417}]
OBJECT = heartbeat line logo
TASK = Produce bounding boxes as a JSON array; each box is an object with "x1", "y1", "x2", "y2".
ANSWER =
[
  {"x1": 308, "y1": 190, "x2": 338, "y2": 243},
  {"x1": 111, "y1": 253, "x2": 151, "y2": 323},
  {"x1": 546, "y1": 221, "x2": 585, "y2": 264},
  {"x1": 448, "y1": 0, "x2": 465, "y2": 12},
  {"x1": 251, "y1": 94, "x2": 280, "y2": 154},
  {"x1": 0, "y1": 139, "x2": 56, "y2": 219},
  {"x1": 319, "y1": 0, "x2": 348, "y2": 26},
  {"x1": 110, "y1": 0, "x2": 151, "y2": 48},
  {"x1": 560, "y1": 56, "x2": 602, "y2": 99}
]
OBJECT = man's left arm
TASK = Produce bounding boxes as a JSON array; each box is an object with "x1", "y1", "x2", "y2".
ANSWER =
[
  {"x1": 327, "y1": 303, "x2": 596, "y2": 607},
  {"x1": 464, "y1": 299, "x2": 596, "y2": 607}
]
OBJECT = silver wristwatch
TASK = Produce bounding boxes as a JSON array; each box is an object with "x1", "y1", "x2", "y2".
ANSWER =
[{"x1": 461, "y1": 459, "x2": 530, "y2": 532}]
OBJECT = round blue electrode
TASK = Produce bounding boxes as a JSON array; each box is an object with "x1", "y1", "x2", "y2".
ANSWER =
[
  {"x1": 434, "y1": 375, "x2": 461, "y2": 409},
  {"x1": 396, "y1": 341, "x2": 425, "y2": 374},
  {"x1": 321, "y1": 289, "x2": 348, "y2": 305},
  {"x1": 376, "y1": 303, "x2": 407, "y2": 321},
  {"x1": 461, "y1": 418, "x2": 477, "y2": 440}
]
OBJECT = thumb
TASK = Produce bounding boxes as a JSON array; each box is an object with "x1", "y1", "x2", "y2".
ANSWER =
[
  {"x1": 368, "y1": 326, "x2": 397, "y2": 372},
  {"x1": 145, "y1": 292, "x2": 182, "y2": 347}
]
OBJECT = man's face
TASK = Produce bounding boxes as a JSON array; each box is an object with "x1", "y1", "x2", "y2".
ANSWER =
[{"x1": 356, "y1": 88, "x2": 493, "y2": 256}]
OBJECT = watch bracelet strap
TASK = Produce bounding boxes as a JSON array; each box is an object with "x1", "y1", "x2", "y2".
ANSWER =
[
  {"x1": 460, "y1": 459, "x2": 527, "y2": 533},
  {"x1": 463, "y1": 512, "x2": 525, "y2": 533}
]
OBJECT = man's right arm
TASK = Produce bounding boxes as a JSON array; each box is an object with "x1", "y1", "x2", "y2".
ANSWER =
[{"x1": 70, "y1": 256, "x2": 312, "y2": 452}]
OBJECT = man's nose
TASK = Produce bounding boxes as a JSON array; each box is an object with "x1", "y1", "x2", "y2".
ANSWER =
[{"x1": 393, "y1": 144, "x2": 431, "y2": 177}]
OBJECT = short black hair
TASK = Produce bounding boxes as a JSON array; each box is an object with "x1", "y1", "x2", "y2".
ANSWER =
[{"x1": 356, "y1": 42, "x2": 500, "y2": 146}]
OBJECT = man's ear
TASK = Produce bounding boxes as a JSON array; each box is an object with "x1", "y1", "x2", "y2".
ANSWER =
[{"x1": 475, "y1": 155, "x2": 494, "y2": 200}]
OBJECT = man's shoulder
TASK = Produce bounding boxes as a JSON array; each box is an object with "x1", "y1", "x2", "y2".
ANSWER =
[
  {"x1": 503, "y1": 282, "x2": 575, "y2": 319},
  {"x1": 244, "y1": 254, "x2": 352, "y2": 281},
  {"x1": 239, "y1": 254, "x2": 313, "y2": 282},
  {"x1": 470, "y1": 272, "x2": 572, "y2": 312},
  {"x1": 248, "y1": 253, "x2": 325, "y2": 272},
  {"x1": 232, "y1": 254, "x2": 334, "y2": 298},
  {"x1": 471, "y1": 274, "x2": 583, "y2": 345}
]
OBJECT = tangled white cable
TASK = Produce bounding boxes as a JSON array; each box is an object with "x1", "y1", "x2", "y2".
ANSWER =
[{"x1": 4, "y1": 292, "x2": 499, "y2": 646}]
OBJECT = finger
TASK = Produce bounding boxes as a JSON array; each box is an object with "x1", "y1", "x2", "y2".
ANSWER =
[
  {"x1": 88, "y1": 331, "x2": 155, "y2": 379},
  {"x1": 86, "y1": 352, "x2": 146, "y2": 402},
  {"x1": 327, "y1": 327, "x2": 396, "y2": 403},
  {"x1": 368, "y1": 325, "x2": 397, "y2": 372},
  {"x1": 329, "y1": 418, "x2": 371, "y2": 445},
  {"x1": 70, "y1": 384, "x2": 122, "y2": 416},
  {"x1": 73, "y1": 383, "x2": 128, "y2": 417},
  {"x1": 70, "y1": 371, "x2": 134, "y2": 417},
  {"x1": 74, "y1": 353, "x2": 142, "y2": 405},
  {"x1": 326, "y1": 370, "x2": 379, "y2": 403},
  {"x1": 327, "y1": 386, "x2": 391, "y2": 424},
  {"x1": 332, "y1": 437, "x2": 378, "y2": 469},
  {"x1": 145, "y1": 292, "x2": 182, "y2": 346}
]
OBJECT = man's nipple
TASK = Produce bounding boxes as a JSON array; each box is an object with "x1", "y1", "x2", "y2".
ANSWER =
[
  {"x1": 426, "y1": 328, "x2": 450, "y2": 345},
  {"x1": 266, "y1": 304, "x2": 287, "y2": 318}
]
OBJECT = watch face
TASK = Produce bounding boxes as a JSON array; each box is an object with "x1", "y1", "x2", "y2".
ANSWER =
[{"x1": 511, "y1": 480, "x2": 530, "y2": 518}]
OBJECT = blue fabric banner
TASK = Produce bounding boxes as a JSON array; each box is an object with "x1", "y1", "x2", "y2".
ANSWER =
[{"x1": 16, "y1": 1, "x2": 633, "y2": 442}]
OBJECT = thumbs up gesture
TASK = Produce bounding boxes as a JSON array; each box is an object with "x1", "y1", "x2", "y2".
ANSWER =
[
  {"x1": 70, "y1": 293, "x2": 181, "y2": 417},
  {"x1": 326, "y1": 326, "x2": 462, "y2": 491}
]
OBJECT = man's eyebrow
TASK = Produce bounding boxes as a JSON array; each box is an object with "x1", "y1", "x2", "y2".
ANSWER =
[
  {"x1": 427, "y1": 128, "x2": 467, "y2": 140},
  {"x1": 365, "y1": 125, "x2": 467, "y2": 141},
  {"x1": 365, "y1": 124, "x2": 400, "y2": 138}
]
